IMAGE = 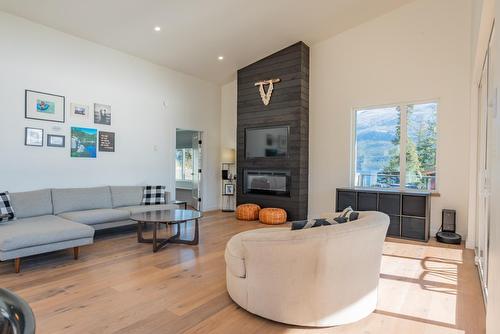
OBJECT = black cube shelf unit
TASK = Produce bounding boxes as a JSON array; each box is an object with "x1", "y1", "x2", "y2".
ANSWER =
[{"x1": 336, "y1": 187, "x2": 431, "y2": 242}]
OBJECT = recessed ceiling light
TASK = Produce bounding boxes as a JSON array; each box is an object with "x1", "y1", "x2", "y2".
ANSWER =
[
  {"x1": 154, "y1": 26, "x2": 161, "y2": 32},
  {"x1": 218, "y1": 56, "x2": 224, "y2": 61}
]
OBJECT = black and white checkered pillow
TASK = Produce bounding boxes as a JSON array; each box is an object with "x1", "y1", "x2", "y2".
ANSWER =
[
  {"x1": 141, "y1": 186, "x2": 166, "y2": 205},
  {"x1": 0, "y1": 192, "x2": 16, "y2": 223}
]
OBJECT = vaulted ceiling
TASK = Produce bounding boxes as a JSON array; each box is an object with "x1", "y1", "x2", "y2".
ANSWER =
[{"x1": 0, "y1": 0, "x2": 415, "y2": 84}]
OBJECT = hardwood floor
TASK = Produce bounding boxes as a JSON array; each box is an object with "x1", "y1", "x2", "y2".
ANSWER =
[{"x1": 0, "y1": 211, "x2": 485, "y2": 334}]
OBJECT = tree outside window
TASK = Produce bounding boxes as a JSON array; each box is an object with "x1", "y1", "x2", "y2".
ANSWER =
[
  {"x1": 354, "y1": 102, "x2": 437, "y2": 191},
  {"x1": 176, "y1": 148, "x2": 194, "y2": 181}
]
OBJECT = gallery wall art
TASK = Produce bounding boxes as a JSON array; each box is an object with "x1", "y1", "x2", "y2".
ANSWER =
[
  {"x1": 94, "y1": 103, "x2": 111, "y2": 125},
  {"x1": 70, "y1": 103, "x2": 90, "y2": 121},
  {"x1": 25, "y1": 90, "x2": 65, "y2": 123},
  {"x1": 23, "y1": 89, "x2": 116, "y2": 157},
  {"x1": 99, "y1": 131, "x2": 115, "y2": 152},
  {"x1": 25, "y1": 127, "x2": 44, "y2": 146},
  {"x1": 47, "y1": 134, "x2": 65, "y2": 148},
  {"x1": 71, "y1": 127, "x2": 97, "y2": 158}
]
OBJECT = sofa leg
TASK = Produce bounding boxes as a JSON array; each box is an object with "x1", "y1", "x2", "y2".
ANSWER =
[
  {"x1": 14, "y1": 258, "x2": 21, "y2": 273},
  {"x1": 73, "y1": 247, "x2": 80, "y2": 260}
]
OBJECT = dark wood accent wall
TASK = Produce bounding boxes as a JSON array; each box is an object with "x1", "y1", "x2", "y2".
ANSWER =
[{"x1": 236, "y1": 42, "x2": 309, "y2": 220}]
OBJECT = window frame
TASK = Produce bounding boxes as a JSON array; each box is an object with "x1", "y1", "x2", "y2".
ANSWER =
[
  {"x1": 351, "y1": 99, "x2": 439, "y2": 192},
  {"x1": 176, "y1": 148, "x2": 194, "y2": 182}
]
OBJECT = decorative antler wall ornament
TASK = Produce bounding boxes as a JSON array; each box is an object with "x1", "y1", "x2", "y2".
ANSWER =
[{"x1": 254, "y1": 78, "x2": 280, "y2": 106}]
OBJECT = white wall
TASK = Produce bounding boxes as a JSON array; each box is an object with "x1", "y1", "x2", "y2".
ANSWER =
[
  {"x1": 308, "y1": 0, "x2": 472, "y2": 236},
  {"x1": 0, "y1": 12, "x2": 221, "y2": 211},
  {"x1": 221, "y1": 81, "x2": 237, "y2": 151}
]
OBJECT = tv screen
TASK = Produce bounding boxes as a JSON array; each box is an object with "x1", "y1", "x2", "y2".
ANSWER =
[{"x1": 245, "y1": 126, "x2": 288, "y2": 158}]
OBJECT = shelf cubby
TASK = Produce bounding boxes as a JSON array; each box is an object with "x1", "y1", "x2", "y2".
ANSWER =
[{"x1": 336, "y1": 187, "x2": 431, "y2": 242}]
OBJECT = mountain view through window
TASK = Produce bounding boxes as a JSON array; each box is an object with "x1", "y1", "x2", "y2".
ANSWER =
[{"x1": 354, "y1": 102, "x2": 437, "y2": 190}]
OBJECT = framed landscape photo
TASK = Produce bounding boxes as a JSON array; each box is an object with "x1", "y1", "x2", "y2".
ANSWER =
[
  {"x1": 70, "y1": 103, "x2": 90, "y2": 121},
  {"x1": 71, "y1": 127, "x2": 97, "y2": 158},
  {"x1": 99, "y1": 131, "x2": 115, "y2": 152},
  {"x1": 25, "y1": 90, "x2": 65, "y2": 123},
  {"x1": 47, "y1": 134, "x2": 65, "y2": 148},
  {"x1": 94, "y1": 103, "x2": 111, "y2": 125},
  {"x1": 25, "y1": 127, "x2": 44, "y2": 146}
]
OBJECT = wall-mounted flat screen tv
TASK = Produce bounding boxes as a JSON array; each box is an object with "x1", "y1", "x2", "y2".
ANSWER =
[{"x1": 245, "y1": 126, "x2": 288, "y2": 158}]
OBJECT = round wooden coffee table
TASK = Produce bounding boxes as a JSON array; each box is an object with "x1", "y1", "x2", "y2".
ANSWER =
[{"x1": 131, "y1": 209, "x2": 202, "y2": 252}]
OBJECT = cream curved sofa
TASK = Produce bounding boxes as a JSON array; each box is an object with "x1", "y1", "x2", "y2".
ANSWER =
[{"x1": 225, "y1": 211, "x2": 389, "y2": 327}]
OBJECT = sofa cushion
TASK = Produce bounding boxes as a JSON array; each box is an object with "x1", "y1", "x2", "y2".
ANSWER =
[
  {"x1": 110, "y1": 186, "x2": 144, "y2": 208},
  {"x1": 58, "y1": 209, "x2": 130, "y2": 225},
  {"x1": 291, "y1": 218, "x2": 334, "y2": 230},
  {"x1": 10, "y1": 189, "x2": 53, "y2": 218},
  {"x1": 333, "y1": 206, "x2": 359, "y2": 224},
  {"x1": 52, "y1": 186, "x2": 112, "y2": 214},
  {"x1": 116, "y1": 204, "x2": 178, "y2": 215},
  {"x1": 0, "y1": 215, "x2": 94, "y2": 251},
  {"x1": 141, "y1": 186, "x2": 166, "y2": 205},
  {"x1": 225, "y1": 231, "x2": 246, "y2": 278},
  {"x1": 0, "y1": 192, "x2": 16, "y2": 223}
]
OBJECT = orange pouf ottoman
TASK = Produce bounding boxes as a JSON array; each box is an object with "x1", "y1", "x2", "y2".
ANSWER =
[
  {"x1": 236, "y1": 204, "x2": 261, "y2": 221},
  {"x1": 259, "y1": 208, "x2": 287, "y2": 225}
]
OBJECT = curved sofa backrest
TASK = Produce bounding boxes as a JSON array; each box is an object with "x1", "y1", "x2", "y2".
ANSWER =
[
  {"x1": 239, "y1": 211, "x2": 389, "y2": 322},
  {"x1": 240, "y1": 211, "x2": 389, "y2": 244}
]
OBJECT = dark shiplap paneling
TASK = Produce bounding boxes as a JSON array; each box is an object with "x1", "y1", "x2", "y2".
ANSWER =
[{"x1": 236, "y1": 42, "x2": 309, "y2": 220}]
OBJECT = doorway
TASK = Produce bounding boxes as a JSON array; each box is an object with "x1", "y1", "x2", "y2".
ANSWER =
[
  {"x1": 175, "y1": 129, "x2": 203, "y2": 210},
  {"x1": 475, "y1": 26, "x2": 495, "y2": 304}
]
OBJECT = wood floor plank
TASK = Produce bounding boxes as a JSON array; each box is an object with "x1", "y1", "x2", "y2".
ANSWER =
[{"x1": 0, "y1": 211, "x2": 486, "y2": 333}]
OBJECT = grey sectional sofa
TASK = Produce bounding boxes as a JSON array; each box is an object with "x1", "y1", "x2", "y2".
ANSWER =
[{"x1": 0, "y1": 186, "x2": 178, "y2": 273}]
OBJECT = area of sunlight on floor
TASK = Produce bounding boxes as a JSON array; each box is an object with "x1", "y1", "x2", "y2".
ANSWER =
[{"x1": 377, "y1": 241, "x2": 461, "y2": 327}]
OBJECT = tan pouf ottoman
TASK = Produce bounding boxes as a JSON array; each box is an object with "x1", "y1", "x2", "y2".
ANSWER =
[
  {"x1": 236, "y1": 204, "x2": 261, "y2": 221},
  {"x1": 259, "y1": 208, "x2": 287, "y2": 225}
]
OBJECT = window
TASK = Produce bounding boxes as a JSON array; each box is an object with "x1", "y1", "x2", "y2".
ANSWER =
[
  {"x1": 176, "y1": 148, "x2": 193, "y2": 181},
  {"x1": 354, "y1": 102, "x2": 437, "y2": 191}
]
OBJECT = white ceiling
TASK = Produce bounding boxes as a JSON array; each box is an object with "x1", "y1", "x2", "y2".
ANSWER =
[{"x1": 0, "y1": 0, "x2": 414, "y2": 84}]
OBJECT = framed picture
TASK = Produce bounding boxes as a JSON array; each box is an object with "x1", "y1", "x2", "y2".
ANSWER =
[
  {"x1": 224, "y1": 184, "x2": 235, "y2": 195},
  {"x1": 47, "y1": 134, "x2": 65, "y2": 147},
  {"x1": 25, "y1": 127, "x2": 44, "y2": 146},
  {"x1": 94, "y1": 103, "x2": 111, "y2": 125},
  {"x1": 70, "y1": 103, "x2": 90, "y2": 120},
  {"x1": 99, "y1": 131, "x2": 115, "y2": 152},
  {"x1": 71, "y1": 127, "x2": 97, "y2": 158},
  {"x1": 25, "y1": 90, "x2": 65, "y2": 123}
]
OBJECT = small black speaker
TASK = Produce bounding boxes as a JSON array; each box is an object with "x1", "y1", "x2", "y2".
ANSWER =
[
  {"x1": 222, "y1": 170, "x2": 229, "y2": 180},
  {"x1": 436, "y1": 209, "x2": 461, "y2": 244}
]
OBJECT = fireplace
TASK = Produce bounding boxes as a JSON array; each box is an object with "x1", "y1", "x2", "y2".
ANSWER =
[
  {"x1": 237, "y1": 42, "x2": 309, "y2": 220},
  {"x1": 244, "y1": 169, "x2": 290, "y2": 197}
]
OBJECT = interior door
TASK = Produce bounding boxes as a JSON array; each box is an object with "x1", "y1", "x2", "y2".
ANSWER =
[
  {"x1": 476, "y1": 47, "x2": 493, "y2": 301},
  {"x1": 191, "y1": 132, "x2": 202, "y2": 210}
]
